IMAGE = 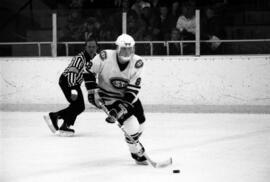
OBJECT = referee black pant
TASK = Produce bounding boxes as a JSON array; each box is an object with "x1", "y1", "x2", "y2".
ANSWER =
[{"x1": 56, "y1": 74, "x2": 85, "y2": 126}]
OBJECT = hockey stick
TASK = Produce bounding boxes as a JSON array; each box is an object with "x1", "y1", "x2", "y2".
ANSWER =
[{"x1": 98, "y1": 101, "x2": 172, "y2": 168}]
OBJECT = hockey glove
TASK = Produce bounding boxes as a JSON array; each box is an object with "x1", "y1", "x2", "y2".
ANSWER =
[
  {"x1": 70, "y1": 89, "x2": 78, "y2": 101},
  {"x1": 105, "y1": 109, "x2": 117, "y2": 124},
  {"x1": 105, "y1": 100, "x2": 134, "y2": 125},
  {"x1": 88, "y1": 89, "x2": 101, "y2": 108}
]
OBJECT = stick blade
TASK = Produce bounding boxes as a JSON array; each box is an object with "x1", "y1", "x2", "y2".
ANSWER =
[{"x1": 154, "y1": 157, "x2": 173, "y2": 168}]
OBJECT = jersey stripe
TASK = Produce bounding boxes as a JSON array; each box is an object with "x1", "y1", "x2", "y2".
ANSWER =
[
  {"x1": 123, "y1": 92, "x2": 136, "y2": 104},
  {"x1": 98, "y1": 87, "x2": 124, "y2": 102},
  {"x1": 127, "y1": 84, "x2": 141, "y2": 89},
  {"x1": 125, "y1": 84, "x2": 140, "y2": 104},
  {"x1": 63, "y1": 52, "x2": 86, "y2": 87},
  {"x1": 126, "y1": 88, "x2": 139, "y2": 95},
  {"x1": 99, "y1": 87, "x2": 122, "y2": 97}
]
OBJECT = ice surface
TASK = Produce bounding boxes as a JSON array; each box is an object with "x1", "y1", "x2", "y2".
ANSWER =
[{"x1": 1, "y1": 112, "x2": 270, "y2": 182}]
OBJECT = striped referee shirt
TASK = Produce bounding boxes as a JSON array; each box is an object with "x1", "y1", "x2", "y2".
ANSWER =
[{"x1": 62, "y1": 51, "x2": 95, "y2": 87}]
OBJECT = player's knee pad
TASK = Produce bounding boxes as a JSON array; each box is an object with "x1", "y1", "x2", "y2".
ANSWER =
[
  {"x1": 123, "y1": 116, "x2": 139, "y2": 136},
  {"x1": 124, "y1": 120, "x2": 145, "y2": 145},
  {"x1": 124, "y1": 121, "x2": 146, "y2": 155}
]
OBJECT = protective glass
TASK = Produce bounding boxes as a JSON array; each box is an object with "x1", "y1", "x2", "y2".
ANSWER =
[{"x1": 118, "y1": 47, "x2": 134, "y2": 59}]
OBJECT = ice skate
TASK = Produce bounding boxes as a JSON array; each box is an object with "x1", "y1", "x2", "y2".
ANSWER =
[
  {"x1": 131, "y1": 153, "x2": 148, "y2": 165},
  {"x1": 56, "y1": 122, "x2": 75, "y2": 137},
  {"x1": 43, "y1": 112, "x2": 59, "y2": 134},
  {"x1": 130, "y1": 144, "x2": 148, "y2": 165}
]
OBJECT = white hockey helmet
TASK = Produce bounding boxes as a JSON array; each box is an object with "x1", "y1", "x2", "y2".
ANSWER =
[{"x1": 115, "y1": 34, "x2": 135, "y2": 62}]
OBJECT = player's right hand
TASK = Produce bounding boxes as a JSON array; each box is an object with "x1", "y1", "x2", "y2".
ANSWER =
[
  {"x1": 88, "y1": 89, "x2": 101, "y2": 108},
  {"x1": 105, "y1": 109, "x2": 117, "y2": 124},
  {"x1": 105, "y1": 100, "x2": 134, "y2": 125}
]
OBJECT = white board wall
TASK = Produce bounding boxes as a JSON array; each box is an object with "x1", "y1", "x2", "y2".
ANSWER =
[{"x1": 1, "y1": 56, "x2": 270, "y2": 109}]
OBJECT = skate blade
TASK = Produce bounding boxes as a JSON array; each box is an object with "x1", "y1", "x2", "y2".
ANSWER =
[
  {"x1": 56, "y1": 130, "x2": 74, "y2": 137},
  {"x1": 43, "y1": 115, "x2": 57, "y2": 134}
]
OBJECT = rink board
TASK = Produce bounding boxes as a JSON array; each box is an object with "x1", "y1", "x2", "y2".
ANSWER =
[{"x1": 0, "y1": 55, "x2": 270, "y2": 113}]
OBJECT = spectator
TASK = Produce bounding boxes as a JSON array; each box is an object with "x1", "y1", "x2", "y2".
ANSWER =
[
  {"x1": 69, "y1": 0, "x2": 84, "y2": 18},
  {"x1": 169, "y1": 28, "x2": 182, "y2": 55},
  {"x1": 131, "y1": 0, "x2": 151, "y2": 18},
  {"x1": 176, "y1": 1, "x2": 196, "y2": 54},
  {"x1": 82, "y1": 0, "x2": 122, "y2": 9},
  {"x1": 171, "y1": 0, "x2": 181, "y2": 17},
  {"x1": 61, "y1": 6, "x2": 99, "y2": 55},
  {"x1": 150, "y1": 0, "x2": 161, "y2": 8},
  {"x1": 58, "y1": 9, "x2": 84, "y2": 55},
  {"x1": 92, "y1": 9, "x2": 106, "y2": 30},
  {"x1": 176, "y1": 1, "x2": 196, "y2": 35},
  {"x1": 62, "y1": 10, "x2": 84, "y2": 41},
  {"x1": 157, "y1": 3, "x2": 171, "y2": 40},
  {"x1": 127, "y1": 10, "x2": 146, "y2": 41},
  {"x1": 122, "y1": 0, "x2": 132, "y2": 12},
  {"x1": 107, "y1": 0, "x2": 133, "y2": 35},
  {"x1": 140, "y1": 4, "x2": 160, "y2": 40},
  {"x1": 99, "y1": 24, "x2": 118, "y2": 42},
  {"x1": 82, "y1": 17, "x2": 101, "y2": 41},
  {"x1": 114, "y1": 0, "x2": 123, "y2": 7},
  {"x1": 149, "y1": 0, "x2": 161, "y2": 16},
  {"x1": 101, "y1": 13, "x2": 119, "y2": 40},
  {"x1": 201, "y1": 5, "x2": 226, "y2": 54},
  {"x1": 69, "y1": 0, "x2": 83, "y2": 8},
  {"x1": 167, "y1": 0, "x2": 181, "y2": 32}
]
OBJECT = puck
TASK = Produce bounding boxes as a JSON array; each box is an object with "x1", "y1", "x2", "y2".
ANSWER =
[{"x1": 173, "y1": 169, "x2": 180, "y2": 173}]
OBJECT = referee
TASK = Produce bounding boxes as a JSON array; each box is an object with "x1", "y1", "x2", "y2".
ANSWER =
[{"x1": 44, "y1": 38, "x2": 98, "y2": 136}]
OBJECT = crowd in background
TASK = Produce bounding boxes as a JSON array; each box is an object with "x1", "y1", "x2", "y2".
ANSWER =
[
  {"x1": 58, "y1": 0, "x2": 228, "y2": 55},
  {"x1": 1, "y1": 0, "x2": 270, "y2": 56}
]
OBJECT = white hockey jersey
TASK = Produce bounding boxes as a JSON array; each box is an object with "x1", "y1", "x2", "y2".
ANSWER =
[{"x1": 85, "y1": 49, "x2": 144, "y2": 105}]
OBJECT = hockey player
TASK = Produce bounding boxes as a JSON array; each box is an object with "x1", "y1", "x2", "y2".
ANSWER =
[
  {"x1": 83, "y1": 34, "x2": 148, "y2": 165},
  {"x1": 44, "y1": 38, "x2": 98, "y2": 136}
]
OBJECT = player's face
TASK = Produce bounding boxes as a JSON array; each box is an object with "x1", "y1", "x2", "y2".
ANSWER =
[
  {"x1": 85, "y1": 41, "x2": 97, "y2": 55},
  {"x1": 118, "y1": 47, "x2": 134, "y2": 61}
]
